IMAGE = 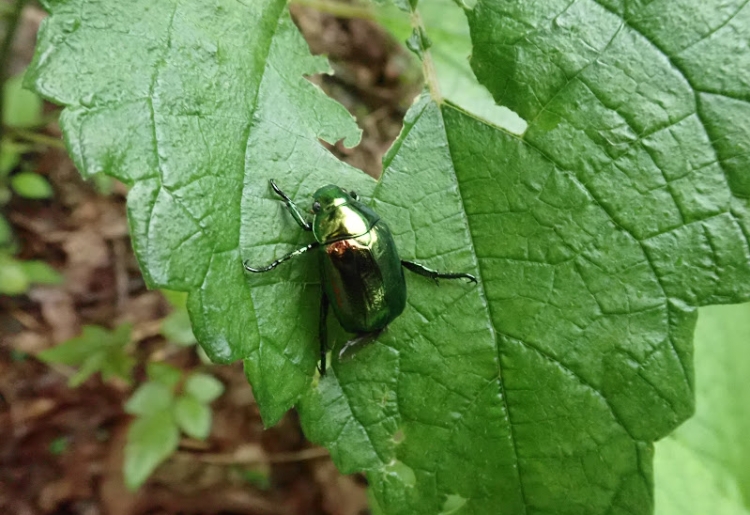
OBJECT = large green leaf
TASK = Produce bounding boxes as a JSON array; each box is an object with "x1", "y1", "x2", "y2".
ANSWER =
[
  {"x1": 27, "y1": 1, "x2": 750, "y2": 514},
  {"x1": 28, "y1": 0, "x2": 364, "y2": 424},
  {"x1": 655, "y1": 303, "x2": 750, "y2": 514},
  {"x1": 456, "y1": 0, "x2": 750, "y2": 513}
]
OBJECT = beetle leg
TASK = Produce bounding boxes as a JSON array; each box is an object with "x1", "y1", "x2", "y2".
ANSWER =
[
  {"x1": 319, "y1": 291, "x2": 329, "y2": 375},
  {"x1": 401, "y1": 260, "x2": 478, "y2": 284},
  {"x1": 269, "y1": 179, "x2": 313, "y2": 231},
  {"x1": 338, "y1": 328, "x2": 385, "y2": 360},
  {"x1": 243, "y1": 242, "x2": 320, "y2": 273}
]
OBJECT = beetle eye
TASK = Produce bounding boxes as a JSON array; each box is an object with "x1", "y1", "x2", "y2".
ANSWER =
[
  {"x1": 350, "y1": 191, "x2": 358, "y2": 200},
  {"x1": 312, "y1": 201, "x2": 321, "y2": 213}
]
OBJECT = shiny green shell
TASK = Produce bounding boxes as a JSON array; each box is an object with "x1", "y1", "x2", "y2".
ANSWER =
[{"x1": 312, "y1": 185, "x2": 406, "y2": 333}]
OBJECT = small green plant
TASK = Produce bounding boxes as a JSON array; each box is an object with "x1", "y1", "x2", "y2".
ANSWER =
[
  {"x1": 0, "y1": 69, "x2": 61, "y2": 295},
  {"x1": 48, "y1": 435, "x2": 69, "y2": 456},
  {"x1": 37, "y1": 324, "x2": 135, "y2": 387},
  {"x1": 160, "y1": 289, "x2": 217, "y2": 364},
  {"x1": 237, "y1": 467, "x2": 272, "y2": 490},
  {"x1": 0, "y1": 252, "x2": 62, "y2": 294},
  {"x1": 160, "y1": 290, "x2": 198, "y2": 347},
  {"x1": 38, "y1": 324, "x2": 225, "y2": 490},
  {"x1": 123, "y1": 362, "x2": 224, "y2": 490},
  {"x1": 1, "y1": 70, "x2": 53, "y2": 200},
  {"x1": 3, "y1": 70, "x2": 43, "y2": 129}
]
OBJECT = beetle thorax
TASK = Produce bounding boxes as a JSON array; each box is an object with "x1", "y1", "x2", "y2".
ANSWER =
[
  {"x1": 313, "y1": 204, "x2": 370, "y2": 242},
  {"x1": 311, "y1": 185, "x2": 379, "y2": 243}
]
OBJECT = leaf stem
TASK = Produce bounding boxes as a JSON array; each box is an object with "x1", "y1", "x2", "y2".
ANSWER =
[
  {"x1": 290, "y1": 0, "x2": 375, "y2": 20},
  {"x1": 10, "y1": 128, "x2": 66, "y2": 150},
  {"x1": 410, "y1": 9, "x2": 442, "y2": 103},
  {"x1": 0, "y1": 0, "x2": 28, "y2": 142},
  {"x1": 177, "y1": 445, "x2": 330, "y2": 465}
]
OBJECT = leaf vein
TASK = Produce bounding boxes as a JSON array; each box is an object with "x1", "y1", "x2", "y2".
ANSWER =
[{"x1": 440, "y1": 105, "x2": 530, "y2": 514}]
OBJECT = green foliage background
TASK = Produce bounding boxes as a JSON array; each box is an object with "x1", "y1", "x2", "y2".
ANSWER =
[
  {"x1": 655, "y1": 303, "x2": 750, "y2": 514},
  {"x1": 26, "y1": 0, "x2": 750, "y2": 513}
]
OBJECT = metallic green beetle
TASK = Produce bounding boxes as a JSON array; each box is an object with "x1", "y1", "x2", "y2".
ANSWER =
[{"x1": 244, "y1": 179, "x2": 477, "y2": 375}]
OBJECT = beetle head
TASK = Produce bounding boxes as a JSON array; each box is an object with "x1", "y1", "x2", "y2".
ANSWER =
[
  {"x1": 311, "y1": 185, "x2": 355, "y2": 214},
  {"x1": 311, "y1": 185, "x2": 378, "y2": 243}
]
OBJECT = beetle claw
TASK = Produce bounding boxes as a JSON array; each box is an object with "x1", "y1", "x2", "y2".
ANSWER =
[{"x1": 338, "y1": 329, "x2": 385, "y2": 360}]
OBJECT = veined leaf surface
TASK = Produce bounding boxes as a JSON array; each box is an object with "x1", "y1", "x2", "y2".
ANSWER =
[{"x1": 27, "y1": 0, "x2": 750, "y2": 513}]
